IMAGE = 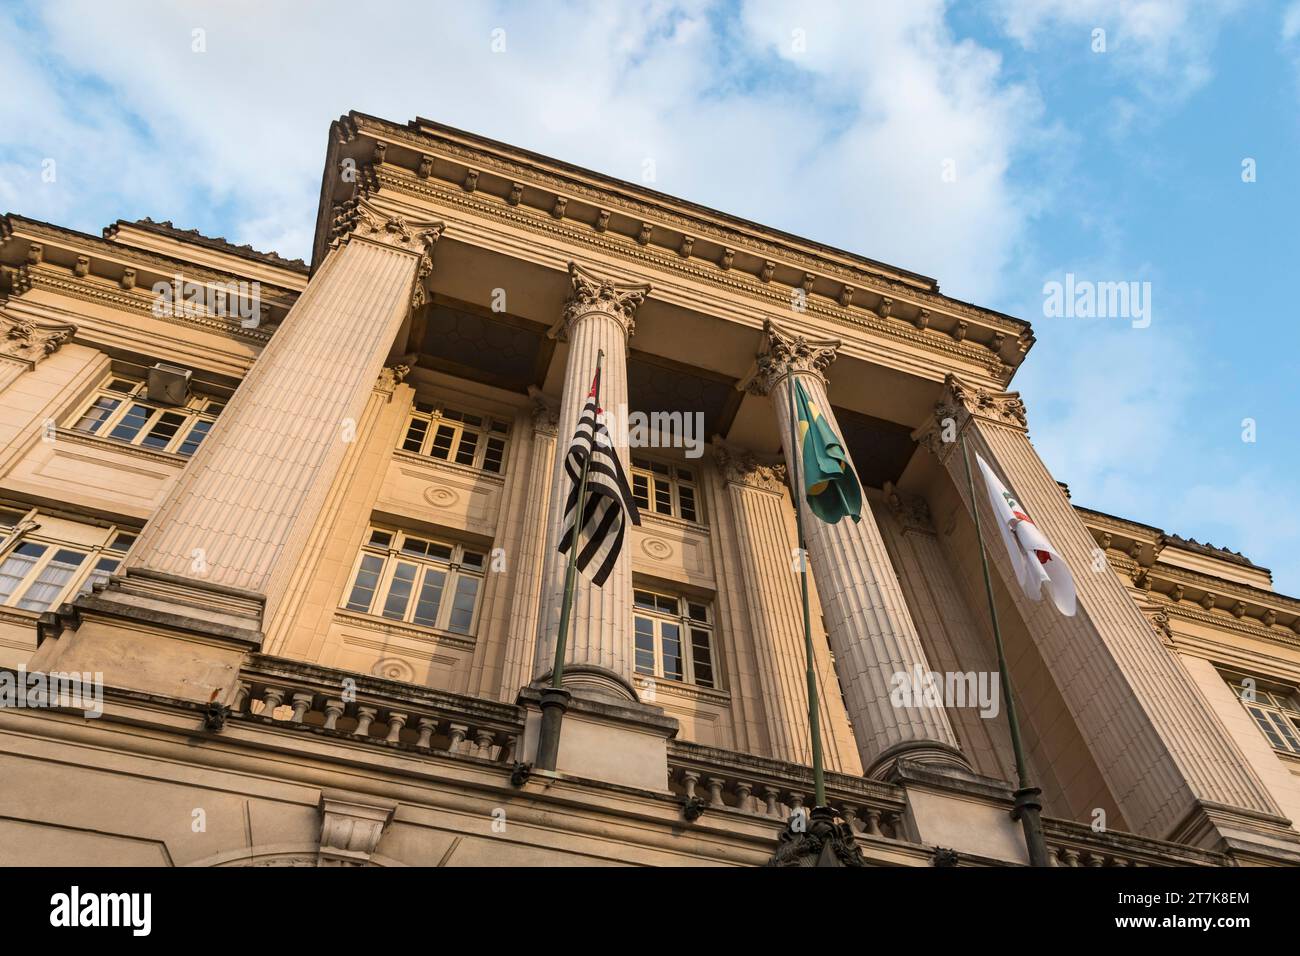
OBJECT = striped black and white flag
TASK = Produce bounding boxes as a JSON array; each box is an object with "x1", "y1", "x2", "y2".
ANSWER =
[{"x1": 557, "y1": 370, "x2": 641, "y2": 586}]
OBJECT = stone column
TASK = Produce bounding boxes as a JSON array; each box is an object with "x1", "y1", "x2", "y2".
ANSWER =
[
  {"x1": 532, "y1": 262, "x2": 650, "y2": 702},
  {"x1": 754, "y1": 319, "x2": 968, "y2": 778},
  {"x1": 126, "y1": 199, "x2": 442, "y2": 623},
  {"x1": 915, "y1": 374, "x2": 1289, "y2": 848},
  {"x1": 715, "y1": 442, "x2": 858, "y2": 769},
  {"x1": 32, "y1": 199, "x2": 443, "y2": 701}
]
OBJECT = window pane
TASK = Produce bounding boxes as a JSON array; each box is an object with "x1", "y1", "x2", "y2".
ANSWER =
[
  {"x1": 687, "y1": 602, "x2": 708, "y2": 623},
  {"x1": 177, "y1": 419, "x2": 211, "y2": 456},
  {"x1": 402, "y1": 418, "x2": 428, "y2": 453},
  {"x1": 1248, "y1": 706, "x2": 1286, "y2": 750},
  {"x1": 368, "y1": 529, "x2": 393, "y2": 549},
  {"x1": 454, "y1": 432, "x2": 479, "y2": 466},
  {"x1": 691, "y1": 628, "x2": 714, "y2": 688},
  {"x1": 679, "y1": 484, "x2": 697, "y2": 522},
  {"x1": 382, "y1": 561, "x2": 418, "y2": 620},
  {"x1": 0, "y1": 542, "x2": 46, "y2": 603},
  {"x1": 73, "y1": 396, "x2": 121, "y2": 434},
  {"x1": 447, "y1": 576, "x2": 480, "y2": 633},
  {"x1": 653, "y1": 479, "x2": 672, "y2": 515},
  {"x1": 105, "y1": 378, "x2": 136, "y2": 394},
  {"x1": 634, "y1": 616, "x2": 655, "y2": 675},
  {"x1": 429, "y1": 425, "x2": 455, "y2": 460},
  {"x1": 483, "y1": 437, "x2": 507, "y2": 473},
  {"x1": 632, "y1": 474, "x2": 650, "y2": 510},
  {"x1": 17, "y1": 548, "x2": 85, "y2": 612},
  {"x1": 109, "y1": 403, "x2": 152, "y2": 442},
  {"x1": 345, "y1": 554, "x2": 385, "y2": 612},
  {"x1": 661, "y1": 622, "x2": 682, "y2": 680},
  {"x1": 1267, "y1": 712, "x2": 1300, "y2": 753},
  {"x1": 461, "y1": 550, "x2": 485, "y2": 570},
  {"x1": 401, "y1": 536, "x2": 433, "y2": 558},
  {"x1": 142, "y1": 411, "x2": 188, "y2": 449},
  {"x1": 109, "y1": 533, "x2": 137, "y2": 552},
  {"x1": 633, "y1": 589, "x2": 658, "y2": 610},
  {"x1": 412, "y1": 569, "x2": 446, "y2": 627}
]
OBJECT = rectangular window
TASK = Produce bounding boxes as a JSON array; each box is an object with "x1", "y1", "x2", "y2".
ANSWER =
[
  {"x1": 631, "y1": 457, "x2": 702, "y2": 524},
  {"x1": 1227, "y1": 673, "x2": 1300, "y2": 756},
  {"x1": 632, "y1": 587, "x2": 717, "y2": 688},
  {"x1": 401, "y1": 402, "x2": 511, "y2": 475},
  {"x1": 67, "y1": 374, "x2": 223, "y2": 458},
  {"x1": 0, "y1": 519, "x2": 136, "y2": 614},
  {"x1": 342, "y1": 526, "x2": 486, "y2": 635}
]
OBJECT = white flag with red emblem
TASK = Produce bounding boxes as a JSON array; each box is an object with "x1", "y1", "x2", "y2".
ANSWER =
[{"x1": 975, "y1": 454, "x2": 1077, "y2": 617}]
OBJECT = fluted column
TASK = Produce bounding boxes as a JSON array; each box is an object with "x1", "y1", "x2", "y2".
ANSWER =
[
  {"x1": 716, "y1": 443, "x2": 851, "y2": 766},
  {"x1": 915, "y1": 374, "x2": 1284, "y2": 840},
  {"x1": 498, "y1": 392, "x2": 560, "y2": 701},
  {"x1": 755, "y1": 319, "x2": 968, "y2": 777},
  {"x1": 124, "y1": 198, "x2": 443, "y2": 625},
  {"x1": 532, "y1": 262, "x2": 650, "y2": 701}
]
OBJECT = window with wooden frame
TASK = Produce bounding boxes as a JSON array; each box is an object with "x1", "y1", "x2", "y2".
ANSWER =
[
  {"x1": 0, "y1": 508, "x2": 137, "y2": 614},
  {"x1": 401, "y1": 401, "x2": 511, "y2": 475},
  {"x1": 342, "y1": 527, "x2": 486, "y2": 635},
  {"x1": 630, "y1": 457, "x2": 701, "y2": 524},
  {"x1": 1225, "y1": 671, "x2": 1300, "y2": 755},
  {"x1": 66, "y1": 374, "x2": 223, "y2": 457},
  {"x1": 633, "y1": 587, "x2": 717, "y2": 688}
]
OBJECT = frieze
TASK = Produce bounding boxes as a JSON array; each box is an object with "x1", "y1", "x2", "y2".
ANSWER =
[{"x1": 367, "y1": 162, "x2": 1017, "y2": 386}]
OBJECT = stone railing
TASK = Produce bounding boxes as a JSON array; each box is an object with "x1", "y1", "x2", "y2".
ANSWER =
[
  {"x1": 1042, "y1": 818, "x2": 1227, "y2": 867},
  {"x1": 667, "y1": 741, "x2": 912, "y2": 841},
  {"x1": 231, "y1": 655, "x2": 523, "y2": 765}
]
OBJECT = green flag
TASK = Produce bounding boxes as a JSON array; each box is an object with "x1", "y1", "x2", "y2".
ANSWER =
[{"x1": 794, "y1": 378, "x2": 862, "y2": 524}]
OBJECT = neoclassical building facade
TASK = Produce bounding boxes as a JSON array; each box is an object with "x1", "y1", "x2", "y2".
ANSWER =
[{"x1": 0, "y1": 111, "x2": 1297, "y2": 866}]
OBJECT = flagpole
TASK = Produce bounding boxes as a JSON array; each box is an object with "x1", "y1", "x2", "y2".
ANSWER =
[
  {"x1": 535, "y1": 350, "x2": 604, "y2": 773},
  {"x1": 959, "y1": 431, "x2": 1050, "y2": 867},
  {"x1": 783, "y1": 373, "x2": 826, "y2": 810}
]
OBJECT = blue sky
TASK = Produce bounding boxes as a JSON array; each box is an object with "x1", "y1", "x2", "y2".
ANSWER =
[{"x1": 2, "y1": 0, "x2": 1297, "y2": 589}]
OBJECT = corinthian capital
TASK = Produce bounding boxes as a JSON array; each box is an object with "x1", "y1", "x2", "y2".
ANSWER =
[
  {"x1": 1, "y1": 309, "x2": 76, "y2": 364},
  {"x1": 713, "y1": 440, "x2": 787, "y2": 493},
  {"x1": 752, "y1": 319, "x2": 841, "y2": 395},
  {"x1": 329, "y1": 197, "x2": 445, "y2": 261},
  {"x1": 561, "y1": 261, "x2": 651, "y2": 338},
  {"x1": 912, "y1": 373, "x2": 1029, "y2": 459}
]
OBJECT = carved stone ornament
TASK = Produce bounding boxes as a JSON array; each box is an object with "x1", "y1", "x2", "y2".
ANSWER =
[
  {"x1": 914, "y1": 373, "x2": 1030, "y2": 459},
  {"x1": 883, "y1": 481, "x2": 933, "y2": 534},
  {"x1": 376, "y1": 364, "x2": 411, "y2": 392},
  {"x1": 560, "y1": 260, "x2": 652, "y2": 338},
  {"x1": 766, "y1": 806, "x2": 868, "y2": 867},
  {"x1": 328, "y1": 197, "x2": 445, "y2": 263},
  {"x1": 1, "y1": 310, "x2": 76, "y2": 364},
  {"x1": 317, "y1": 794, "x2": 396, "y2": 867},
  {"x1": 713, "y1": 441, "x2": 787, "y2": 493},
  {"x1": 752, "y1": 318, "x2": 841, "y2": 395},
  {"x1": 528, "y1": 386, "x2": 560, "y2": 436}
]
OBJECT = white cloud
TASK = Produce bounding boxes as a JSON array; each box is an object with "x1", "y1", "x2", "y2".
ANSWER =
[
  {"x1": 994, "y1": 0, "x2": 1242, "y2": 103},
  {"x1": 0, "y1": 0, "x2": 1042, "y2": 302}
]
